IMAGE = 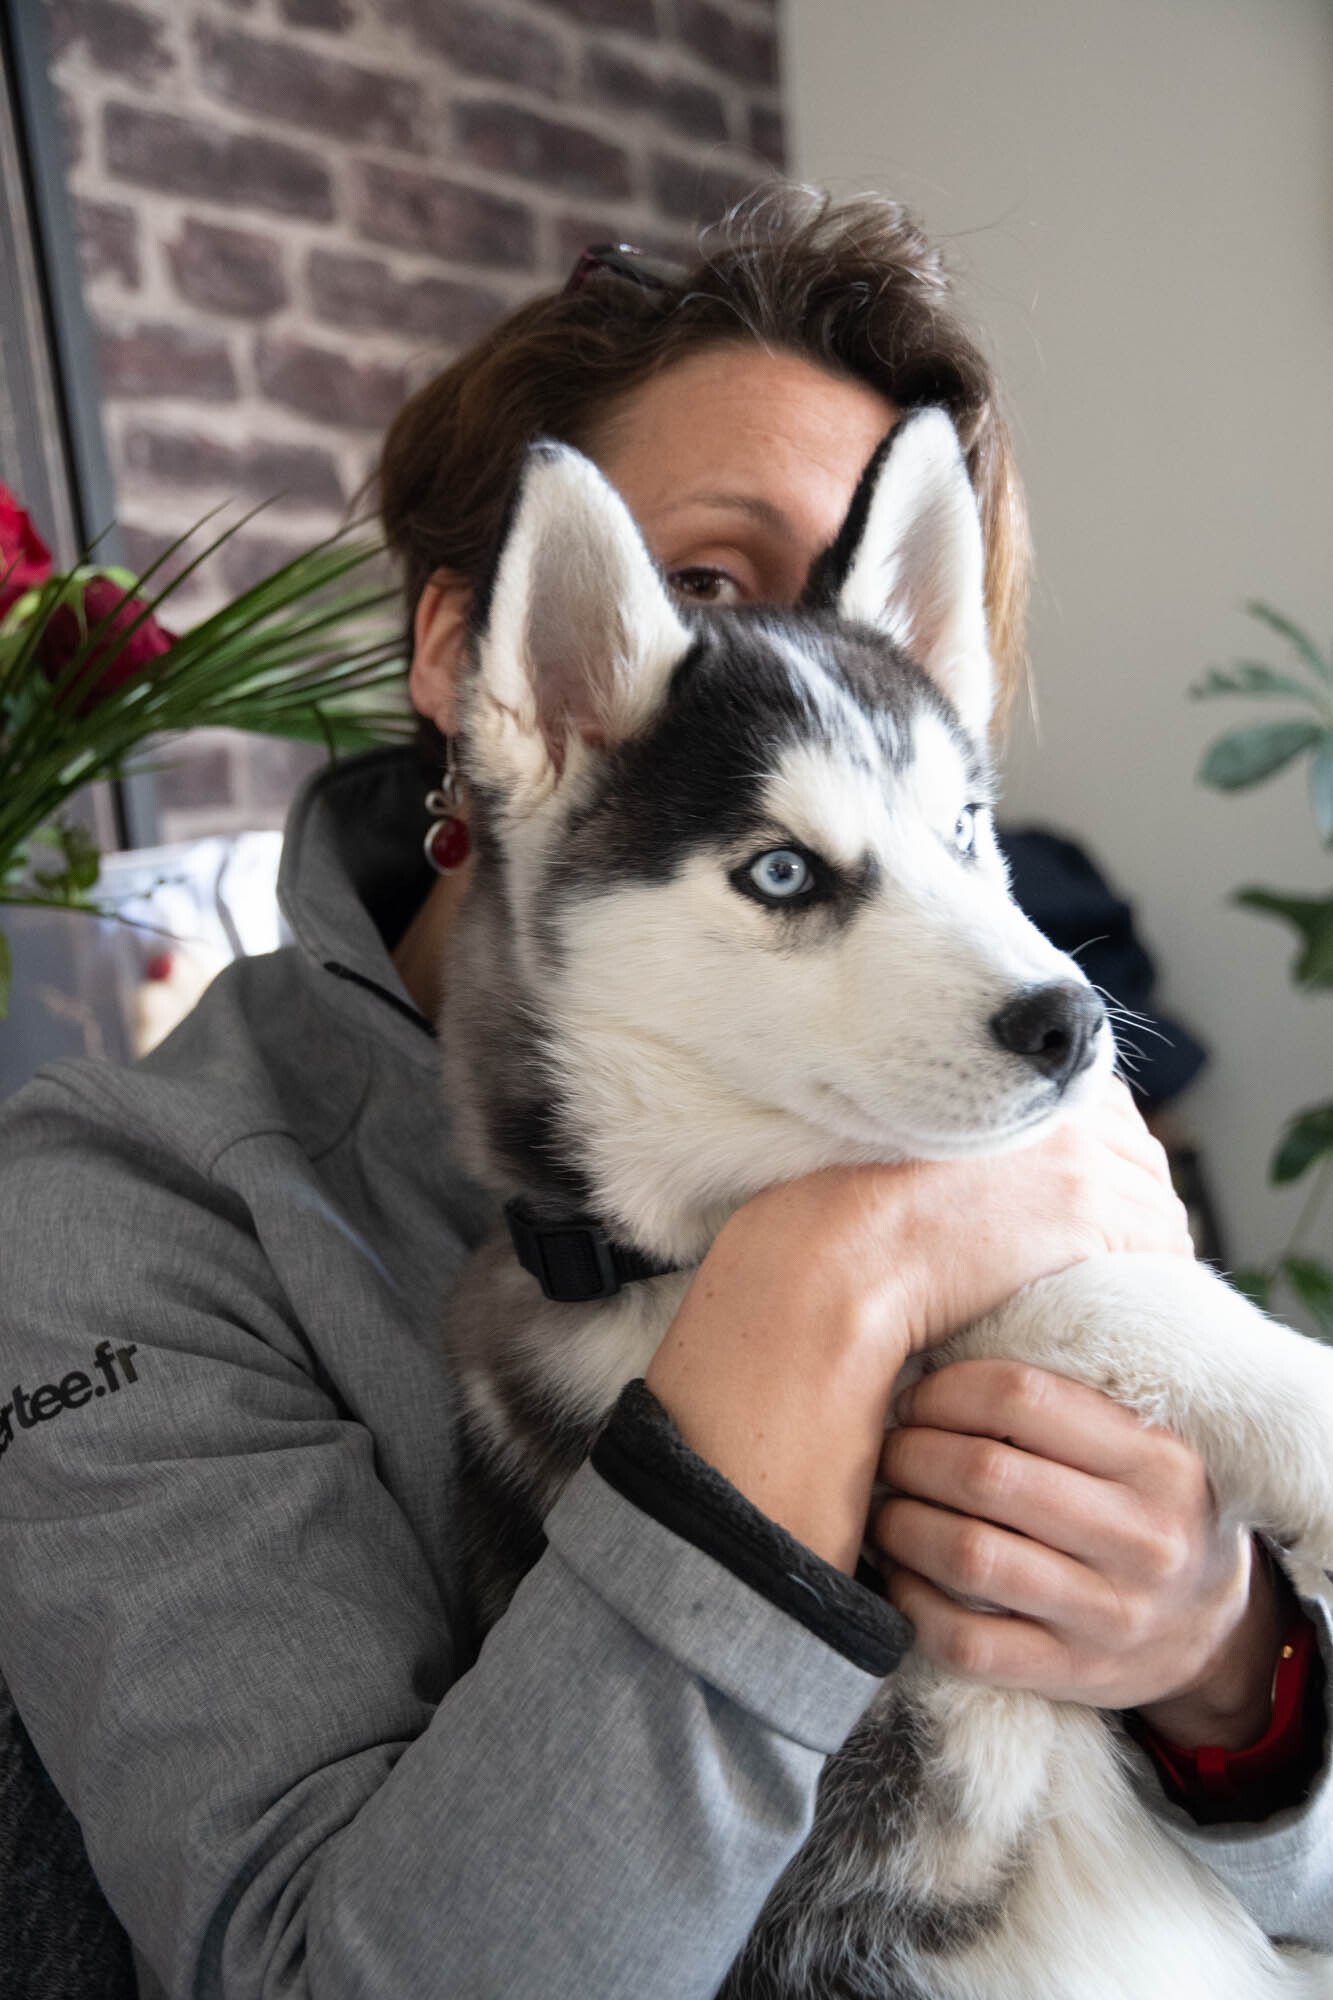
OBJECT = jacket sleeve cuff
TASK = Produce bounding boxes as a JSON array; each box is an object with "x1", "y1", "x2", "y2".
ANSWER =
[
  {"x1": 1126, "y1": 1602, "x2": 1324, "y2": 1823},
  {"x1": 1126, "y1": 1589, "x2": 1333, "y2": 1946},
  {"x1": 541, "y1": 1378, "x2": 909, "y2": 1754},
  {"x1": 593, "y1": 1379, "x2": 906, "y2": 1676}
]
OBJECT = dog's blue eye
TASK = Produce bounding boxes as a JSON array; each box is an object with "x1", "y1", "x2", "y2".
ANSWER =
[
  {"x1": 954, "y1": 806, "x2": 979, "y2": 857},
  {"x1": 748, "y1": 849, "x2": 812, "y2": 901}
]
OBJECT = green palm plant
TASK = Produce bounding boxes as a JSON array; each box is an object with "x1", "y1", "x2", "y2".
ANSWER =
[
  {"x1": 1193, "y1": 602, "x2": 1333, "y2": 1334},
  {"x1": 0, "y1": 488, "x2": 413, "y2": 1017}
]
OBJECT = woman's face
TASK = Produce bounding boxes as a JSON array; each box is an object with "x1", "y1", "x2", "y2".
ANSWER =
[
  {"x1": 409, "y1": 343, "x2": 899, "y2": 729},
  {"x1": 588, "y1": 343, "x2": 899, "y2": 611}
]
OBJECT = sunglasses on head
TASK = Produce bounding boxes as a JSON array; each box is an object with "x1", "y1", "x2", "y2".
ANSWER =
[{"x1": 562, "y1": 242, "x2": 683, "y2": 296}]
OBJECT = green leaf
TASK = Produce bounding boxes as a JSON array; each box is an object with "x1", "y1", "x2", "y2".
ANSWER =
[
  {"x1": 30, "y1": 817, "x2": 101, "y2": 898},
  {"x1": 1229, "y1": 1265, "x2": 1274, "y2": 1311},
  {"x1": 1312, "y1": 734, "x2": 1333, "y2": 844},
  {"x1": 201, "y1": 699, "x2": 410, "y2": 752},
  {"x1": 0, "y1": 928, "x2": 8, "y2": 1020},
  {"x1": 1271, "y1": 1102, "x2": 1333, "y2": 1183},
  {"x1": 1199, "y1": 721, "x2": 1323, "y2": 790},
  {"x1": 79, "y1": 564, "x2": 139, "y2": 593},
  {"x1": 60, "y1": 820, "x2": 100, "y2": 895},
  {"x1": 0, "y1": 516, "x2": 406, "y2": 878},
  {"x1": 0, "y1": 583, "x2": 57, "y2": 631},
  {"x1": 1191, "y1": 662, "x2": 1328, "y2": 705},
  {"x1": 1234, "y1": 887, "x2": 1333, "y2": 986},
  {"x1": 1281, "y1": 1257, "x2": 1333, "y2": 1339},
  {"x1": 1246, "y1": 600, "x2": 1333, "y2": 686}
]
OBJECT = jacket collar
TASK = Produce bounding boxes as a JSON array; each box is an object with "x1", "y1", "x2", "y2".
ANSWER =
[
  {"x1": 281, "y1": 749, "x2": 680, "y2": 1285},
  {"x1": 277, "y1": 745, "x2": 439, "y2": 1046}
]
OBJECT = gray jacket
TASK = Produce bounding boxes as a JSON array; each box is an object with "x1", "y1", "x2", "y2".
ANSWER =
[{"x1": 0, "y1": 747, "x2": 1329, "y2": 1998}]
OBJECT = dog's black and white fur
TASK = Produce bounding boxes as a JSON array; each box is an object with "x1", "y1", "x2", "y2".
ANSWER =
[{"x1": 439, "y1": 410, "x2": 1333, "y2": 1998}]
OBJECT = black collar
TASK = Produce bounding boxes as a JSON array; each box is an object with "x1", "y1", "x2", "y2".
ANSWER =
[{"x1": 504, "y1": 1197, "x2": 681, "y2": 1303}]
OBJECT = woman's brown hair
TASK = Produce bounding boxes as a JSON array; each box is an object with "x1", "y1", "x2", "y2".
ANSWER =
[{"x1": 374, "y1": 183, "x2": 1031, "y2": 756}]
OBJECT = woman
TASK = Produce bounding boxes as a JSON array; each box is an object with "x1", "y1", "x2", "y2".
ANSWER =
[{"x1": 0, "y1": 187, "x2": 1326, "y2": 2000}]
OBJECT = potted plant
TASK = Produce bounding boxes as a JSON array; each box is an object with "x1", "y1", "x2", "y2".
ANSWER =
[
  {"x1": 1194, "y1": 602, "x2": 1332, "y2": 1334},
  {"x1": 0, "y1": 487, "x2": 411, "y2": 1018}
]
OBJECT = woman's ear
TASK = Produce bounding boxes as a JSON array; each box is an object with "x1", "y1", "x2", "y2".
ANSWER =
[{"x1": 408, "y1": 571, "x2": 473, "y2": 735}]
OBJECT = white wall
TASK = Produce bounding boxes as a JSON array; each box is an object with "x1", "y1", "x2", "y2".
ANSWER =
[{"x1": 785, "y1": 0, "x2": 1333, "y2": 1266}]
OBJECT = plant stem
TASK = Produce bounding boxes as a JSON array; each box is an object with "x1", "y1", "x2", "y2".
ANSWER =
[
  {"x1": 0, "y1": 891, "x2": 187, "y2": 945},
  {"x1": 0, "y1": 891, "x2": 105, "y2": 913}
]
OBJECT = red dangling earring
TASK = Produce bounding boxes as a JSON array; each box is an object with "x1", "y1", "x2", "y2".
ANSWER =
[{"x1": 423, "y1": 743, "x2": 472, "y2": 874}]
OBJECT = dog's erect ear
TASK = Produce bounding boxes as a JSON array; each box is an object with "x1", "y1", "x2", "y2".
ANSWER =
[
  {"x1": 466, "y1": 441, "x2": 692, "y2": 803},
  {"x1": 804, "y1": 408, "x2": 993, "y2": 739}
]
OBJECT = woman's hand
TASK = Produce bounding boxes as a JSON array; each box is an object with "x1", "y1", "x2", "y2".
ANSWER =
[
  {"x1": 875, "y1": 1360, "x2": 1285, "y2": 1741},
  {"x1": 888, "y1": 1077, "x2": 1194, "y2": 1354},
  {"x1": 646, "y1": 1077, "x2": 1193, "y2": 1579}
]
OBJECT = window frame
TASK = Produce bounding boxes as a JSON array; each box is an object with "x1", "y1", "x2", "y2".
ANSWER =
[{"x1": 1, "y1": 0, "x2": 155, "y2": 848}]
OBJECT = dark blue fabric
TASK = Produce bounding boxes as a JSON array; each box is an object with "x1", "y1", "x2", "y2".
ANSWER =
[{"x1": 0, "y1": 1675, "x2": 136, "y2": 1999}]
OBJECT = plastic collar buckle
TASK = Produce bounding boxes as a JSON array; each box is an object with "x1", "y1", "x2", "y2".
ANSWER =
[{"x1": 504, "y1": 1197, "x2": 623, "y2": 1303}]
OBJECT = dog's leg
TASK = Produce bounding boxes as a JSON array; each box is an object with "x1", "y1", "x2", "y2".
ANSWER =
[
  {"x1": 938, "y1": 1252, "x2": 1333, "y2": 1599},
  {"x1": 444, "y1": 1234, "x2": 684, "y2": 1631},
  {"x1": 722, "y1": 1656, "x2": 1332, "y2": 2000},
  {"x1": 907, "y1": 1666, "x2": 1333, "y2": 2000}
]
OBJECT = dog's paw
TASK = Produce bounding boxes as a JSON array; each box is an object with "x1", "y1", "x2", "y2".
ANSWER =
[{"x1": 950, "y1": 1254, "x2": 1333, "y2": 1570}]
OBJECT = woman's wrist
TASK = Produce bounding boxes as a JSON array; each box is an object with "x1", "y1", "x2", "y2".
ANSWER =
[
  {"x1": 1134, "y1": 1540, "x2": 1286, "y2": 1751},
  {"x1": 646, "y1": 1193, "x2": 914, "y2": 1573},
  {"x1": 643, "y1": 1353, "x2": 891, "y2": 1574},
  {"x1": 644, "y1": 1310, "x2": 903, "y2": 1575}
]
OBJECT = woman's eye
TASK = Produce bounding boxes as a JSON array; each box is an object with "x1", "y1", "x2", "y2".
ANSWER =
[
  {"x1": 953, "y1": 805, "x2": 980, "y2": 857},
  {"x1": 747, "y1": 848, "x2": 814, "y2": 902},
  {"x1": 667, "y1": 566, "x2": 743, "y2": 607}
]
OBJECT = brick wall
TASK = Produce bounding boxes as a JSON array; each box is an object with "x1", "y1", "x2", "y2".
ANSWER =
[{"x1": 44, "y1": 0, "x2": 784, "y2": 835}]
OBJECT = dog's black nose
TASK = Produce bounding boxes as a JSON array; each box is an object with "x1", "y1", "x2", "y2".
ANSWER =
[{"x1": 989, "y1": 982, "x2": 1105, "y2": 1089}]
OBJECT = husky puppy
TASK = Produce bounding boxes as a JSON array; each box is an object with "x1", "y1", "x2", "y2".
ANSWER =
[{"x1": 439, "y1": 410, "x2": 1333, "y2": 1999}]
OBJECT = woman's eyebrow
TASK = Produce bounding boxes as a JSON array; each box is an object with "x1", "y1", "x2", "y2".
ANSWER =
[{"x1": 651, "y1": 492, "x2": 794, "y2": 536}]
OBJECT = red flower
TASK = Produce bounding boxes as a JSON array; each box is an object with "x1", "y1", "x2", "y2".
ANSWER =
[
  {"x1": 38, "y1": 575, "x2": 177, "y2": 714},
  {"x1": 0, "y1": 486, "x2": 53, "y2": 618}
]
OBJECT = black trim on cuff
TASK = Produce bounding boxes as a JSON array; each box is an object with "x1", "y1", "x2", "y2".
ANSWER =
[{"x1": 591, "y1": 1379, "x2": 909, "y2": 1679}]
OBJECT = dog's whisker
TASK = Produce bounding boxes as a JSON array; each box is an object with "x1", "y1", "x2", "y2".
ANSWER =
[
  {"x1": 1100, "y1": 998, "x2": 1174, "y2": 1045},
  {"x1": 1092, "y1": 988, "x2": 1158, "y2": 1032},
  {"x1": 1109, "y1": 1017, "x2": 1173, "y2": 1049},
  {"x1": 1112, "y1": 1054, "x2": 1150, "y2": 1096},
  {"x1": 1107, "y1": 1004, "x2": 1162, "y2": 1032}
]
